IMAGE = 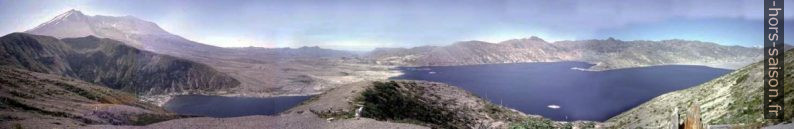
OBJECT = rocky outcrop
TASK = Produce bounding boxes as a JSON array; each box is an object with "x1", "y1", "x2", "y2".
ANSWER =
[
  {"x1": 606, "y1": 49, "x2": 794, "y2": 128},
  {"x1": 369, "y1": 37, "x2": 761, "y2": 70},
  {"x1": 0, "y1": 33, "x2": 239, "y2": 95},
  {"x1": 0, "y1": 67, "x2": 182, "y2": 129}
]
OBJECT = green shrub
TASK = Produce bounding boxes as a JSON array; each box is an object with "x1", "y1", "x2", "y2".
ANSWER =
[
  {"x1": 357, "y1": 81, "x2": 462, "y2": 129},
  {"x1": 130, "y1": 114, "x2": 182, "y2": 125},
  {"x1": 509, "y1": 118, "x2": 555, "y2": 129}
]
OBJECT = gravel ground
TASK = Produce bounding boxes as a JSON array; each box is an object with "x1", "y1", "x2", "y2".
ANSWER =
[
  {"x1": 85, "y1": 113, "x2": 428, "y2": 129},
  {"x1": 763, "y1": 123, "x2": 794, "y2": 129}
]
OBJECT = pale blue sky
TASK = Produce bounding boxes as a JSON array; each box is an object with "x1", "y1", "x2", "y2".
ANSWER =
[{"x1": 0, "y1": 0, "x2": 790, "y2": 50}]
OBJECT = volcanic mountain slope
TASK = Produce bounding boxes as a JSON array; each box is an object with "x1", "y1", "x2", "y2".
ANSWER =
[
  {"x1": 370, "y1": 37, "x2": 761, "y2": 70},
  {"x1": 26, "y1": 10, "x2": 354, "y2": 60},
  {"x1": 0, "y1": 33, "x2": 239, "y2": 95},
  {"x1": 26, "y1": 10, "x2": 390, "y2": 97},
  {"x1": 0, "y1": 67, "x2": 182, "y2": 129},
  {"x1": 26, "y1": 9, "x2": 220, "y2": 55},
  {"x1": 606, "y1": 49, "x2": 794, "y2": 128}
]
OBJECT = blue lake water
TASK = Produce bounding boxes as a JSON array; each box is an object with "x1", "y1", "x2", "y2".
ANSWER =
[
  {"x1": 392, "y1": 62, "x2": 731, "y2": 121},
  {"x1": 163, "y1": 95, "x2": 312, "y2": 117}
]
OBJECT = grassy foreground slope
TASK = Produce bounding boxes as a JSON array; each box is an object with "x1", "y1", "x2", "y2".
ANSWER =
[
  {"x1": 607, "y1": 50, "x2": 794, "y2": 128},
  {"x1": 0, "y1": 67, "x2": 181, "y2": 129}
]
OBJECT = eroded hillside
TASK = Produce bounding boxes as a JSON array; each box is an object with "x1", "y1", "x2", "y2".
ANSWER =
[{"x1": 0, "y1": 33, "x2": 239, "y2": 95}]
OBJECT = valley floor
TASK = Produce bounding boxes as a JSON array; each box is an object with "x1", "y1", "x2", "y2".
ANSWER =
[
  {"x1": 89, "y1": 81, "x2": 431, "y2": 129},
  {"x1": 139, "y1": 62, "x2": 403, "y2": 106}
]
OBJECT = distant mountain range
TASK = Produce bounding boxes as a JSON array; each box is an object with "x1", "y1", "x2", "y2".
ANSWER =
[
  {"x1": 0, "y1": 33, "x2": 239, "y2": 95},
  {"x1": 370, "y1": 37, "x2": 762, "y2": 70},
  {"x1": 25, "y1": 10, "x2": 369, "y2": 97}
]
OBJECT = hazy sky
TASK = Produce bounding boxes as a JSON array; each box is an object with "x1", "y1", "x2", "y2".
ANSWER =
[{"x1": 0, "y1": 0, "x2": 791, "y2": 51}]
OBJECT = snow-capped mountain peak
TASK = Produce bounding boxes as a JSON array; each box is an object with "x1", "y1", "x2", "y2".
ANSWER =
[
  {"x1": 51, "y1": 9, "x2": 85, "y2": 21},
  {"x1": 26, "y1": 9, "x2": 176, "y2": 49}
]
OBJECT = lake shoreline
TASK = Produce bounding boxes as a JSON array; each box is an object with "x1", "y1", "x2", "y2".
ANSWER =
[
  {"x1": 141, "y1": 61, "x2": 732, "y2": 121},
  {"x1": 162, "y1": 95, "x2": 314, "y2": 117},
  {"x1": 392, "y1": 62, "x2": 732, "y2": 121}
]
